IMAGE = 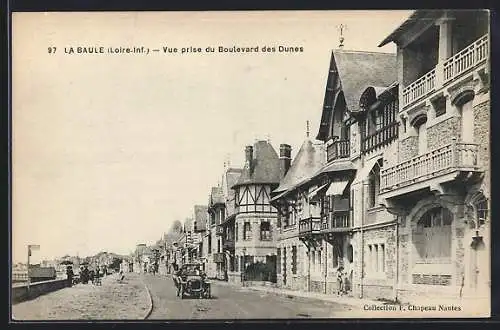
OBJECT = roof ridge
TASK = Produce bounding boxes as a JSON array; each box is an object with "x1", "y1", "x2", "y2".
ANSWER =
[{"x1": 332, "y1": 49, "x2": 396, "y2": 56}]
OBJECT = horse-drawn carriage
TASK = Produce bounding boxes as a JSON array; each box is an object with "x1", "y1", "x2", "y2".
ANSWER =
[{"x1": 173, "y1": 263, "x2": 211, "y2": 299}]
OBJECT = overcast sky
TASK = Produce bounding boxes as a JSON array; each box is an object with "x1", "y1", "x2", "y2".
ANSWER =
[{"x1": 12, "y1": 10, "x2": 413, "y2": 263}]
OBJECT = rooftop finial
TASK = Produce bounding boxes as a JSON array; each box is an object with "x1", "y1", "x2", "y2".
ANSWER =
[
  {"x1": 338, "y1": 24, "x2": 346, "y2": 49},
  {"x1": 306, "y1": 120, "x2": 310, "y2": 138}
]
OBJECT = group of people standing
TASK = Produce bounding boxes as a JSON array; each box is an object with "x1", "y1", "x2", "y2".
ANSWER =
[{"x1": 66, "y1": 265, "x2": 108, "y2": 285}]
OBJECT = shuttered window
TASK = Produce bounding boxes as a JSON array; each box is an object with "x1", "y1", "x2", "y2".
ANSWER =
[{"x1": 415, "y1": 207, "x2": 453, "y2": 263}]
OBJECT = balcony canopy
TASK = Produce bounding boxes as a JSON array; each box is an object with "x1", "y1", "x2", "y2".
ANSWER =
[
  {"x1": 308, "y1": 183, "x2": 330, "y2": 201},
  {"x1": 325, "y1": 180, "x2": 349, "y2": 196},
  {"x1": 352, "y1": 156, "x2": 383, "y2": 185}
]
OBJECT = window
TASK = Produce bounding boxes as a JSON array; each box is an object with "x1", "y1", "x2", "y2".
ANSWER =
[
  {"x1": 217, "y1": 239, "x2": 221, "y2": 253},
  {"x1": 277, "y1": 248, "x2": 281, "y2": 274},
  {"x1": 413, "y1": 116, "x2": 428, "y2": 155},
  {"x1": 347, "y1": 244, "x2": 354, "y2": 263},
  {"x1": 433, "y1": 96, "x2": 446, "y2": 117},
  {"x1": 243, "y1": 222, "x2": 251, "y2": 240},
  {"x1": 260, "y1": 221, "x2": 271, "y2": 240},
  {"x1": 461, "y1": 100, "x2": 474, "y2": 143},
  {"x1": 379, "y1": 244, "x2": 385, "y2": 273},
  {"x1": 368, "y1": 245, "x2": 373, "y2": 272},
  {"x1": 414, "y1": 207, "x2": 453, "y2": 263},
  {"x1": 235, "y1": 223, "x2": 238, "y2": 241},
  {"x1": 475, "y1": 197, "x2": 488, "y2": 226},
  {"x1": 291, "y1": 246, "x2": 297, "y2": 275},
  {"x1": 331, "y1": 245, "x2": 338, "y2": 268},
  {"x1": 230, "y1": 255, "x2": 235, "y2": 272},
  {"x1": 208, "y1": 235, "x2": 212, "y2": 253},
  {"x1": 368, "y1": 164, "x2": 381, "y2": 208}
]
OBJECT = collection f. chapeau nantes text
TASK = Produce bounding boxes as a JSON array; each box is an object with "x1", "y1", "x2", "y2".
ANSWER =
[{"x1": 52, "y1": 45, "x2": 304, "y2": 55}]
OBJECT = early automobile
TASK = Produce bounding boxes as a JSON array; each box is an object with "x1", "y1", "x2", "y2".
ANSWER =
[{"x1": 174, "y1": 264, "x2": 211, "y2": 299}]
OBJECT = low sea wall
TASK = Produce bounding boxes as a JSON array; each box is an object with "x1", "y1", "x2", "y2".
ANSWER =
[{"x1": 12, "y1": 279, "x2": 70, "y2": 304}]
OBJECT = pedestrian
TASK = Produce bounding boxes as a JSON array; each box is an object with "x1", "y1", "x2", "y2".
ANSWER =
[
  {"x1": 336, "y1": 266, "x2": 344, "y2": 296},
  {"x1": 66, "y1": 266, "x2": 74, "y2": 287}
]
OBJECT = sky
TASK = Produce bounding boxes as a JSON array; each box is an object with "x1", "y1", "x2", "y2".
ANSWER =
[{"x1": 12, "y1": 10, "x2": 413, "y2": 263}]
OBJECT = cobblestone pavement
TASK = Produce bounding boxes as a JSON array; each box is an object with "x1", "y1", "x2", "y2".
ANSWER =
[
  {"x1": 143, "y1": 274, "x2": 355, "y2": 319},
  {"x1": 12, "y1": 273, "x2": 151, "y2": 320}
]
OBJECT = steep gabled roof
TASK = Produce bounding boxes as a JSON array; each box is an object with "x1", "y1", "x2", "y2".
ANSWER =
[
  {"x1": 193, "y1": 205, "x2": 208, "y2": 232},
  {"x1": 233, "y1": 140, "x2": 281, "y2": 188},
  {"x1": 378, "y1": 10, "x2": 440, "y2": 47},
  {"x1": 316, "y1": 50, "x2": 397, "y2": 141},
  {"x1": 274, "y1": 139, "x2": 325, "y2": 194},
  {"x1": 222, "y1": 168, "x2": 242, "y2": 216},
  {"x1": 209, "y1": 186, "x2": 224, "y2": 206}
]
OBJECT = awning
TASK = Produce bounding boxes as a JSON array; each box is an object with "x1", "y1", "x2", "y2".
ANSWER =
[
  {"x1": 325, "y1": 180, "x2": 349, "y2": 196},
  {"x1": 352, "y1": 156, "x2": 382, "y2": 185},
  {"x1": 308, "y1": 183, "x2": 329, "y2": 201},
  {"x1": 317, "y1": 160, "x2": 354, "y2": 175},
  {"x1": 270, "y1": 190, "x2": 289, "y2": 203}
]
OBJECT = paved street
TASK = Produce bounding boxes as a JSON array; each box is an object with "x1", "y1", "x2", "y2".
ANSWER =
[{"x1": 143, "y1": 274, "x2": 354, "y2": 319}]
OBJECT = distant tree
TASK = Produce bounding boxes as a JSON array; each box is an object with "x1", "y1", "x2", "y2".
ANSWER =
[{"x1": 109, "y1": 257, "x2": 122, "y2": 271}]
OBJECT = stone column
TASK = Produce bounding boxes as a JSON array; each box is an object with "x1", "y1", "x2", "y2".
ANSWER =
[{"x1": 435, "y1": 13, "x2": 454, "y2": 88}]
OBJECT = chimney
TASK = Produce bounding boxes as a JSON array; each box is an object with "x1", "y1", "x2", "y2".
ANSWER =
[
  {"x1": 279, "y1": 144, "x2": 292, "y2": 178},
  {"x1": 245, "y1": 145, "x2": 254, "y2": 173}
]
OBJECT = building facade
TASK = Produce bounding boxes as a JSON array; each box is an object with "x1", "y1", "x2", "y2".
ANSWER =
[
  {"x1": 377, "y1": 9, "x2": 490, "y2": 302},
  {"x1": 219, "y1": 167, "x2": 243, "y2": 282},
  {"x1": 231, "y1": 140, "x2": 282, "y2": 284},
  {"x1": 271, "y1": 9, "x2": 490, "y2": 303},
  {"x1": 271, "y1": 139, "x2": 326, "y2": 292}
]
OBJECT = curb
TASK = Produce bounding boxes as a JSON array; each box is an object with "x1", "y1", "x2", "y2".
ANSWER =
[{"x1": 142, "y1": 281, "x2": 154, "y2": 320}]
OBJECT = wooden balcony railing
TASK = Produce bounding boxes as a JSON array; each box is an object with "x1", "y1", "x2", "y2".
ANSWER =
[
  {"x1": 362, "y1": 122, "x2": 399, "y2": 153},
  {"x1": 380, "y1": 141, "x2": 480, "y2": 193},
  {"x1": 298, "y1": 217, "x2": 321, "y2": 235},
  {"x1": 321, "y1": 212, "x2": 351, "y2": 231},
  {"x1": 443, "y1": 34, "x2": 489, "y2": 83},
  {"x1": 402, "y1": 34, "x2": 489, "y2": 108},
  {"x1": 327, "y1": 139, "x2": 350, "y2": 162}
]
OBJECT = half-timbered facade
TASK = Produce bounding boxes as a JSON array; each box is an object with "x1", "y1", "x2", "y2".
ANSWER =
[
  {"x1": 378, "y1": 10, "x2": 490, "y2": 302},
  {"x1": 231, "y1": 140, "x2": 281, "y2": 284}
]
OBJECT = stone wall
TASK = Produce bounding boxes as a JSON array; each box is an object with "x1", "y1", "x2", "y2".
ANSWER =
[
  {"x1": 399, "y1": 136, "x2": 418, "y2": 162},
  {"x1": 427, "y1": 116, "x2": 461, "y2": 150},
  {"x1": 474, "y1": 100, "x2": 490, "y2": 197},
  {"x1": 12, "y1": 279, "x2": 70, "y2": 304}
]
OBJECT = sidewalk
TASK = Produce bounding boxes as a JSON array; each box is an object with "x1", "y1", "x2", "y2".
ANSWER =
[
  {"x1": 208, "y1": 278, "x2": 375, "y2": 308},
  {"x1": 12, "y1": 273, "x2": 151, "y2": 320}
]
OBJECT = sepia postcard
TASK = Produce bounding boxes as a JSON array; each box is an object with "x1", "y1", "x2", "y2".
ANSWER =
[{"x1": 10, "y1": 10, "x2": 491, "y2": 320}]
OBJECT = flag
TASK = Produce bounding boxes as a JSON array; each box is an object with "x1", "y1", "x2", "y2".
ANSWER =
[{"x1": 28, "y1": 245, "x2": 40, "y2": 256}]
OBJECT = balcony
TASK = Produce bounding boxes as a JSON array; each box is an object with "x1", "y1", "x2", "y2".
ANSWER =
[
  {"x1": 380, "y1": 141, "x2": 481, "y2": 198},
  {"x1": 362, "y1": 122, "x2": 399, "y2": 153},
  {"x1": 223, "y1": 239, "x2": 234, "y2": 250},
  {"x1": 402, "y1": 34, "x2": 489, "y2": 108},
  {"x1": 298, "y1": 217, "x2": 321, "y2": 235},
  {"x1": 327, "y1": 139, "x2": 350, "y2": 162},
  {"x1": 321, "y1": 212, "x2": 351, "y2": 232},
  {"x1": 216, "y1": 225, "x2": 224, "y2": 236}
]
